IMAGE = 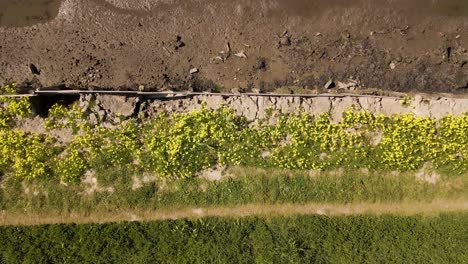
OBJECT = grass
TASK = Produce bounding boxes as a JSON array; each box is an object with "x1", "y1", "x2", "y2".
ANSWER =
[
  {"x1": 0, "y1": 167, "x2": 466, "y2": 216},
  {"x1": 0, "y1": 213, "x2": 467, "y2": 263}
]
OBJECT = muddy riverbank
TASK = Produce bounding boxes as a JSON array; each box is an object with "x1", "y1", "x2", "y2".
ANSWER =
[{"x1": 1, "y1": 0, "x2": 468, "y2": 93}]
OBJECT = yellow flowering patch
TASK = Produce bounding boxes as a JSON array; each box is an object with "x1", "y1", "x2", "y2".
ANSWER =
[{"x1": 1, "y1": 84, "x2": 467, "y2": 182}]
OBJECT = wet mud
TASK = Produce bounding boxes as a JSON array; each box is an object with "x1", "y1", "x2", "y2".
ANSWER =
[
  {"x1": 0, "y1": 0, "x2": 468, "y2": 93},
  {"x1": 0, "y1": 0, "x2": 61, "y2": 27}
]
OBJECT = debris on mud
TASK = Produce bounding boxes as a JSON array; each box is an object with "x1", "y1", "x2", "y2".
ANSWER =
[
  {"x1": 234, "y1": 51, "x2": 247, "y2": 58},
  {"x1": 29, "y1": 64, "x2": 40, "y2": 75},
  {"x1": 189, "y1": 68, "x2": 199, "y2": 75},
  {"x1": 255, "y1": 57, "x2": 267, "y2": 71},
  {"x1": 174, "y1": 35, "x2": 185, "y2": 50},
  {"x1": 325, "y1": 80, "x2": 335, "y2": 89}
]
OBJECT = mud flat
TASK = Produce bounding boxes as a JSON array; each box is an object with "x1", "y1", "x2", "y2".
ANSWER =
[{"x1": 1, "y1": 0, "x2": 468, "y2": 93}]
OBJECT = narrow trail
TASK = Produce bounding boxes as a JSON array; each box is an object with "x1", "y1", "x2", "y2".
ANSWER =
[{"x1": 1, "y1": 200, "x2": 467, "y2": 226}]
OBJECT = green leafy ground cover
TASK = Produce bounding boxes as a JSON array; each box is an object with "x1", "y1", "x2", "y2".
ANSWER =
[
  {"x1": 1, "y1": 213, "x2": 467, "y2": 263},
  {"x1": 1, "y1": 84, "x2": 467, "y2": 184},
  {"x1": 1, "y1": 167, "x2": 466, "y2": 213}
]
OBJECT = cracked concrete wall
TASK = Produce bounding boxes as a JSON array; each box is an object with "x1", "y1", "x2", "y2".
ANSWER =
[
  {"x1": 77, "y1": 93, "x2": 467, "y2": 121},
  {"x1": 143, "y1": 94, "x2": 468, "y2": 121}
]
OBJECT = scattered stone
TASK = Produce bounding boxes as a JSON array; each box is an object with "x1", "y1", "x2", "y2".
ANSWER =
[
  {"x1": 189, "y1": 68, "x2": 199, "y2": 74},
  {"x1": 390, "y1": 62, "x2": 396, "y2": 69}
]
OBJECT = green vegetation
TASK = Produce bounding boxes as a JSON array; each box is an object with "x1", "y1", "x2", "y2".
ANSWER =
[
  {"x1": 1, "y1": 86, "x2": 467, "y2": 263},
  {"x1": 0, "y1": 213, "x2": 467, "y2": 263},
  {"x1": 1, "y1": 168, "x2": 466, "y2": 214},
  {"x1": 1, "y1": 83, "x2": 467, "y2": 214}
]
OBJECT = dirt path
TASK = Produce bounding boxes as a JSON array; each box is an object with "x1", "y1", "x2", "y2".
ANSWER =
[{"x1": 1, "y1": 200, "x2": 467, "y2": 226}]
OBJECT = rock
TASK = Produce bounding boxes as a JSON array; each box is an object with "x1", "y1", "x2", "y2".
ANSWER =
[
  {"x1": 231, "y1": 88, "x2": 241, "y2": 94},
  {"x1": 96, "y1": 95, "x2": 137, "y2": 117},
  {"x1": 92, "y1": 105, "x2": 101, "y2": 113},
  {"x1": 279, "y1": 36, "x2": 291, "y2": 46},
  {"x1": 324, "y1": 80, "x2": 335, "y2": 89},
  {"x1": 79, "y1": 94, "x2": 93, "y2": 109},
  {"x1": 98, "y1": 110, "x2": 106, "y2": 120},
  {"x1": 251, "y1": 88, "x2": 261, "y2": 94},
  {"x1": 390, "y1": 62, "x2": 396, "y2": 69},
  {"x1": 189, "y1": 68, "x2": 199, "y2": 74},
  {"x1": 89, "y1": 113, "x2": 98, "y2": 125},
  {"x1": 337, "y1": 80, "x2": 359, "y2": 90}
]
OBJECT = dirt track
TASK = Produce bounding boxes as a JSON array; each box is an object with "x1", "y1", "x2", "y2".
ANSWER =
[
  {"x1": 1, "y1": 0, "x2": 468, "y2": 93},
  {"x1": 1, "y1": 200, "x2": 467, "y2": 226}
]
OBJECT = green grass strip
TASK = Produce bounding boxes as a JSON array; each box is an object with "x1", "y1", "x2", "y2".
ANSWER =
[{"x1": 0, "y1": 213, "x2": 467, "y2": 263}]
